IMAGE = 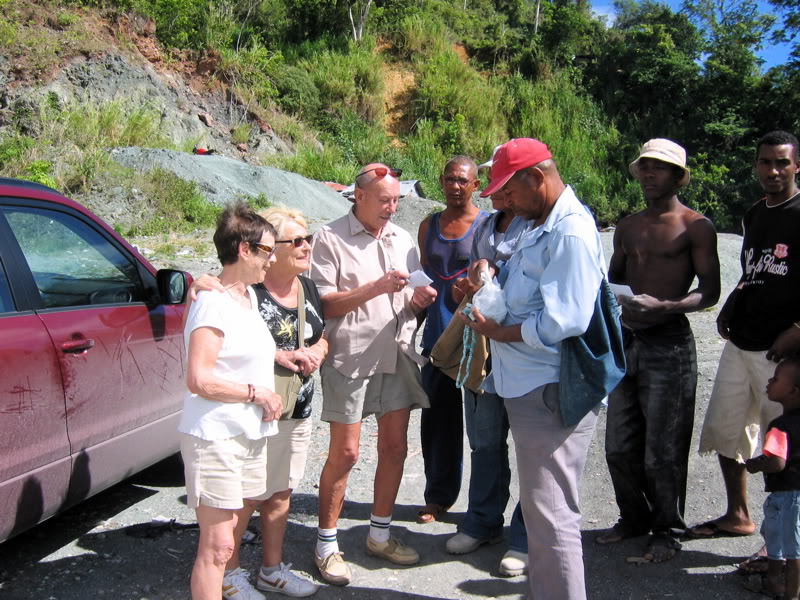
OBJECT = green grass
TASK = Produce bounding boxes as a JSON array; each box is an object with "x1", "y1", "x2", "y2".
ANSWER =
[
  {"x1": 0, "y1": 99, "x2": 174, "y2": 192},
  {"x1": 127, "y1": 168, "x2": 220, "y2": 236}
]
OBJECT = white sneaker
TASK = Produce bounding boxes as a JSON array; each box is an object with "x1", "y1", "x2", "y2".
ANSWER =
[
  {"x1": 446, "y1": 532, "x2": 503, "y2": 555},
  {"x1": 223, "y1": 567, "x2": 266, "y2": 600},
  {"x1": 499, "y1": 550, "x2": 528, "y2": 577},
  {"x1": 256, "y1": 563, "x2": 319, "y2": 597}
]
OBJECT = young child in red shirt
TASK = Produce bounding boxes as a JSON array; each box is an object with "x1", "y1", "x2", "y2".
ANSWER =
[{"x1": 746, "y1": 356, "x2": 800, "y2": 600}]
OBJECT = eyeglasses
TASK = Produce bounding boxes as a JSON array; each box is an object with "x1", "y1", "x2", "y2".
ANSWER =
[
  {"x1": 443, "y1": 175, "x2": 473, "y2": 186},
  {"x1": 276, "y1": 235, "x2": 313, "y2": 248},
  {"x1": 355, "y1": 166, "x2": 402, "y2": 181},
  {"x1": 251, "y1": 242, "x2": 275, "y2": 255}
]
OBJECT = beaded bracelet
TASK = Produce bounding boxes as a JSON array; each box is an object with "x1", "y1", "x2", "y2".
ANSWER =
[{"x1": 247, "y1": 383, "x2": 255, "y2": 402}]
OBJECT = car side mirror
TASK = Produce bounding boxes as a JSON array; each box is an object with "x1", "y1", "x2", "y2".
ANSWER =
[{"x1": 156, "y1": 269, "x2": 189, "y2": 305}]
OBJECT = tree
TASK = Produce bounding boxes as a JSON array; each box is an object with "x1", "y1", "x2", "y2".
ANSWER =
[
  {"x1": 768, "y1": 0, "x2": 800, "y2": 64},
  {"x1": 586, "y1": 1, "x2": 702, "y2": 146},
  {"x1": 348, "y1": 0, "x2": 373, "y2": 42}
]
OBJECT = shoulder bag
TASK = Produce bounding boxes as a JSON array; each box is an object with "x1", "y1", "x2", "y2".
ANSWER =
[
  {"x1": 558, "y1": 278, "x2": 626, "y2": 427},
  {"x1": 273, "y1": 279, "x2": 306, "y2": 420}
]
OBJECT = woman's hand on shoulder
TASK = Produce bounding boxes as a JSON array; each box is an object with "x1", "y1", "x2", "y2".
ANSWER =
[
  {"x1": 253, "y1": 386, "x2": 283, "y2": 422},
  {"x1": 189, "y1": 273, "x2": 224, "y2": 301}
]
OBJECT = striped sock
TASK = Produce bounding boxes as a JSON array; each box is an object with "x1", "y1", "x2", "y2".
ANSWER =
[
  {"x1": 369, "y1": 514, "x2": 391, "y2": 543},
  {"x1": 316, "y1": 527, "x2": 338, "y2": 558}
]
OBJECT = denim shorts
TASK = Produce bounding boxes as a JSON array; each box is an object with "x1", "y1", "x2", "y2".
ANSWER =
[{"x1": 762, "y1": 490, "x2": 800, "y2": 560}]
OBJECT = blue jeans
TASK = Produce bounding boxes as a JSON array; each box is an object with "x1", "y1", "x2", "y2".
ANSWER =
[
  {"x1": 462, "y1": 388, "x2": 528, "y2": 552},
  {"x1": 763, "y1": 490, "x2": 800, "y2": 560},
  {"x1": 420, "y1": 363, "x2": 463, "y2": 507}
]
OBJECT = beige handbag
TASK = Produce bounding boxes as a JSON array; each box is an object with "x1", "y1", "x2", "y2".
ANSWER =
[
  {"x1": 273, "y1": 280, "x2": 306, "y2": 420},
  {"x1": 429, "y1": 294, "x2": 489, "y2": 394}
]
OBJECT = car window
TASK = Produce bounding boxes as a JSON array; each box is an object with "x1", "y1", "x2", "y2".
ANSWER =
[
  {"x1": 0, "y1": 258, "x2": 14, "y2": 313},
  {"x1": 3, "y1": 207, "x2": 146, "y2": 309}
]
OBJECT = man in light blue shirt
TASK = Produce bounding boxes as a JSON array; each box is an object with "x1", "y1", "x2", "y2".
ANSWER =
[
  {"x1": 460, "y1": 138, "x2": 604, "y2": 600},
  {"x1": 445, "y1": 152, "x2": 530, "y2": 575}
]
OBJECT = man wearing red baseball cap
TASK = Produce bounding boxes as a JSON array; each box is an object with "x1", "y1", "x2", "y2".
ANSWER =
[{"x1": 460, "y1": 138, "x2": 605, "y2": 600}]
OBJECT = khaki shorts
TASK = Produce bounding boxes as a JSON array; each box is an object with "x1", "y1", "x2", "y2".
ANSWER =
[
  {"x1": 251, "y1": 417, "x2": 313, "y2": 501},
  {"x1": 699, "y1": 341, "x2": 782, "y2": 462},
  {"x1": 180, "y1": 433, "x2": 267, "y2": 509},
  {"x1": 320, "y1": 351, "x2": 429, "y2": 424}
]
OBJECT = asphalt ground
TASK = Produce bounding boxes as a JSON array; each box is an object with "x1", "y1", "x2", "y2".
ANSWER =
[{"x1": 0, "y1": 233, "x2": 769, "y2": 600}]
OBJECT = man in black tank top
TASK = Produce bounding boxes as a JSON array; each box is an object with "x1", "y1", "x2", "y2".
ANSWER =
[{"x1": 689, "y1": 132, "x2": 800, "y2": 565}]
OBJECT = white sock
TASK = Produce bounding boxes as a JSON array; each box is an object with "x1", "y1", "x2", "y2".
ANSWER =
[
  {"x1": 260, "y1": 564, "x2": 281, "y2": 577},
  {"x1": 317, "y1": 527, "x2": 339, "y2": 558},
  {"x1": 369, "y1": 514, "x2": 391, "y2": 543}
]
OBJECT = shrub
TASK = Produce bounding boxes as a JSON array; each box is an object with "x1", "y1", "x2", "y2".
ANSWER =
[
  {"x1": 501, "y1": 71, "x2": 631, "y2": 225},
  {"x1": 410, "y1": 48, "x2": 507, "y2": 157},
  {"x1": 390, "y1": 14, "x2": 451, "y2": 60},
  {"x1": 396, "y1": 119, "x2": 450, "y2": 204},
  {"x1": 269, "y1": 64, "x2": 322, "y2": 118},
  {"x1": 128, "y1": 168, "x2": 220, "y2": 235},
  {"x1": 219, "y1": 40, "x2": 281, "y2": 107},
  {"x1": 681, "y1": 153, "x2": 737, "y2": 231},
  {"x1": 299, "y1": 38, "x2": 384, "y2": 124}
]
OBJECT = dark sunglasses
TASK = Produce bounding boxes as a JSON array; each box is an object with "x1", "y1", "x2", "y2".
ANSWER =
[
  {"x1": 251, "y1": 242, "x2": 275, "y2": 255},
  {"x1": 355, "y1": 166, "x2": 402, "y2": 181},
  {"x1": 276, "y1": 235, "x2": 313, "y2": 248}
]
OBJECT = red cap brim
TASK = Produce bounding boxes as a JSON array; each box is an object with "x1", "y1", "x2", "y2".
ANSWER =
[{"x1": 480, "y1": 171, "x2": 514, "y2": 198}]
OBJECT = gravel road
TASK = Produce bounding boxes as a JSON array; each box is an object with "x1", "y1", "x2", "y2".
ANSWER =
[{"x1": 0, "y1": 231, "x2": 769, "y2": 600}]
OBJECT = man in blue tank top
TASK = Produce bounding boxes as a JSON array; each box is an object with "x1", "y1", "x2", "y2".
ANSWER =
[{"x1": 416, "y1": 156, "x2": 489, "y2": 525}]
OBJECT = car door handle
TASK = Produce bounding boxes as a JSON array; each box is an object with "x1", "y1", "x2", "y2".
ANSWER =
[{"x1": 60, "y1": 339, "x2": 95, "y2": 354}]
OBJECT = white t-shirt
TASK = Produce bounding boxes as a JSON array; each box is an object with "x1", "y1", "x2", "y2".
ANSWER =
[{"x1": 178, "y1": 288, "x2": 277, "y2": 441}]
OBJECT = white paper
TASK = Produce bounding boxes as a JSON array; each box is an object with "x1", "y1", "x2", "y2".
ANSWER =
[
  {"x1": 408, "y1": 269, "x2": 433, "y2": 288},
  {"x1": 609, "y1": 283, "x2": 634, "y2": 298}
]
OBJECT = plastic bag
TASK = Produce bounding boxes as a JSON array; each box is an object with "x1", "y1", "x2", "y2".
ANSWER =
[{"x1": 472, "y1": 270, "x2": 507, "y2": 322}]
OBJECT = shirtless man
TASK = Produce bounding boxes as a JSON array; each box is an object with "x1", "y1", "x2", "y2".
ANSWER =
[
  {"x1": 416, "y1": 156, "x2": 488, "y2": 525},
  {"x1": 596, "y1": 139, "x2": 720, "y2": 562}
]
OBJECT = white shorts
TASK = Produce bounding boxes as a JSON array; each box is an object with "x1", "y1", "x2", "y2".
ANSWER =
[
  {"x1": 252, "y1": 417, "x2": 313, "y2": 500},
  {"x1": 699, "y1": 341, "x2": 782, "y2": 462},
  {"x1": 180, "y1": 433, "x2": 267, "y2": 509}
]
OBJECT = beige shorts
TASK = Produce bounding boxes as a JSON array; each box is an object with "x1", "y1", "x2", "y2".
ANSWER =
[
  {"x1": 699, "y1": 341, "x2": 782, "y2": 462},
  {"x1": 180, "y1": 433, "x2": 267, "y2": 510},
  {"x1": 251, "y1": 417, "x2": 313, "y2": 501},
  {"x1": 320, "y1": 351, "x2": 429, "y2": 424}
]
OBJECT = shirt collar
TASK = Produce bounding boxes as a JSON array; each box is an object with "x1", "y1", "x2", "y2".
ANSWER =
[
  {"x1": 347, "y1": 207, "x2": 398, "y2": 239},
  {"x1": 539, "y1": 185, "x2": 584, "y2": 233},
  {"x1": 518, "y1": 186, "x2": 588, "y2": 247}
]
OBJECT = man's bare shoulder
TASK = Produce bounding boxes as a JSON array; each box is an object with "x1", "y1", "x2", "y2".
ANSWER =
[
  {"x1": 613, "y1": 212, "x2": 644, "y2": 239},
  {"x1": 418, "y1": 213, "x2": 432, "y2": 234},
  {"x1": 684, "y1": 210, "x2": 717, "y2": 243}
]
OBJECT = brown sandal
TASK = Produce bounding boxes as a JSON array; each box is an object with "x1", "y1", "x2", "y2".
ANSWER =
[{"x1": 416, "y1": 503, "x2": 447, "y2": 524}]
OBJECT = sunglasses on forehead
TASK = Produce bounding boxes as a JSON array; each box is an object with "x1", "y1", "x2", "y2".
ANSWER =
[
  {"x1": 276, "y1": 235, "x2": 313, "y2": 248},
  {"x1": 355, "y1": 166, "x2": 402, "y2": 181}
]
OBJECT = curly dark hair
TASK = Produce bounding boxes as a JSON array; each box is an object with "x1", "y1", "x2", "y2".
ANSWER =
[
  {"x1": 213, "y1": 201, "x2": 277, "y2": 266},
  {"x1": 756, "y1": 131, "x2": 799, "y2": 161}
]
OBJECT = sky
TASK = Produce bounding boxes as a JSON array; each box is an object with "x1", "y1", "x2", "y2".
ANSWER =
[{"x1": 590, "y1": 0, "x2": 793, "y2": 70}]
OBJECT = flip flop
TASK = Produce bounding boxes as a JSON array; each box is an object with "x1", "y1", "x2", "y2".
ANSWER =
[
  {"x1": 685, "y1": 520, "x2": 754, "y2": 539},
  {"x1": 416, "y1": 503, "x2": 447, "y2": 524},
  {"x1": 595, "y1": 523, "x2": 647, "y2": 545},
  {"x1": 742, "y1": 573, "x2": 785, "y2": 599},
  {"x1": 642, "y1": 534, "x2": 682, "y2": 563},
  {"x1": 739, "y1": 555, "x2": 771, "y2": 574}
]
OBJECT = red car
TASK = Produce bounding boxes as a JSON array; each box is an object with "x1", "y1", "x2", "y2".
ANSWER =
[{"x1": 0, "y1": 178, "x2": 190, "y2": 543}]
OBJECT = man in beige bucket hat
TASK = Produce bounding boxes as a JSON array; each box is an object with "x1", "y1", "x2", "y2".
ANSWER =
[
  {"x1": 628, "y1": 138, "x2": 691, "y2": 187},
  {"x1": 596, "y1": 138, "x2": 721, "y2": 562}
]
